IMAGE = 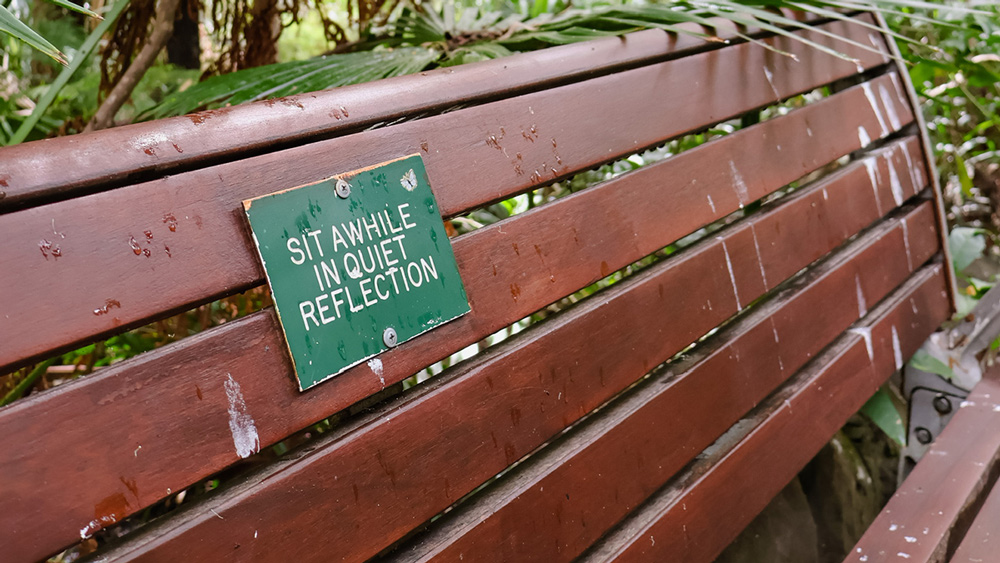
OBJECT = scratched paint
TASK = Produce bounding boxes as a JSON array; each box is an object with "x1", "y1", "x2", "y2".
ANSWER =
[
  {"x1": 878, "y1": 84, "x2": 902, "y2": 130},
  {"x1": 729, "y1": 161, "x2": 749, "y2": 208},
  {"x1": 719, "y1": 239, "x2": 741, "y2": 312},
  {"x1": 367, "y1": 358, "x2": 385, "y2": 388},
  {"x1": 225, "y1": 373, "x2": 260, "y2": 459},
  {"x1": 892, "y1": 326, "x2": 904, "y2": 370},
  {"x1": 855, "y1": 274, "x2": 868, "y2": 317},
  {"x1": 849, "y1": 327, "x2": 874, "y2": 361},
  {"x1": 863, "y1": 157, "x2": 883, "y2": 215},
  {"x1": 861, "y1": 83, "x2": 889, "y2": 136}
]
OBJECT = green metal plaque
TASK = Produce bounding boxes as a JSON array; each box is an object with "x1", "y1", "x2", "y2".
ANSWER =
[{"x1": 243, "y1": 154, "x2": 470, "y2": 391}]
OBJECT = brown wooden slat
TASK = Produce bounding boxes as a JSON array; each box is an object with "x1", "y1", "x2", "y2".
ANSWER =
[
  {"x1": 0, "y1": 135, "x2": 927, "y2": 562},
  {"x1": 579, "y1": 263, "x2": 951, "y2": 563},
  {"x1": 0, "y1": 11, "x2": 836, "y2": 212},
  {"x1": 88, "y1": 200, "x2": 937, "y2": 563},
  {"x1": 846, "y1": 372, "x2": 1000, "y2": 563},
  {"x1": 947, "y1": 444, "x2": 1000, "y2": 562},
  {"x1": 383, "y1": 204, "x2": 941, "y2": 563},
  {"x1": 0, "y1": 65, "x2": 915, "y2": 374}
]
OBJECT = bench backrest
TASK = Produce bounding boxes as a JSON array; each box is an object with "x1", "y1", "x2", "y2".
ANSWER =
[{"x1": 0, "y1": 12, "x2": 954, "y2": 562}]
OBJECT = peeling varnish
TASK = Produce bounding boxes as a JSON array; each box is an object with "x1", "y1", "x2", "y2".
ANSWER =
[
  {"x1": 762, "y1": 66, "x2": 781, "y2": 100},
  {"x1": 888, "y1": 157, "x2": 905, "y2": 206},
  {"x1": 849, "y1": 327, "x2": 875, "y2": 361},
  {"x1": 855, "y1": 274, "x2": 868, "y2": 317},
  {"x1": 225, "y1": 373, "x2": 260, "y2": 459},
  {"x1": 861, "y1": 82, "x2": 889, "y2": 136},
  {"x1": 729, "y1": 160, "x2": 749, "y2": 208},
  {"x1": 901, "y1": 218, "x2": 913, "y2": 271},
  {"x1": 706, "y1": 194, "x2": 716, "y2": 214},
  {"x1": 863, "y1": 157, "x2": 884, "y2": 215},
  {"x1": 749, "y1": 223, "x2": 769, "y2": 288},
  {"x1": 879, "y1": 84, "x2": 902, "y2": 130},
  {"x1": 719, "y1": 239, "x2": 742, "y2": 312},
  {"x1": 368, "y1": 358, "x2": 386, "y2": 388},
  {"x1": 892, "y1": 325, "x2": 904, "y2": 370},
  {"x1": 859, "y1": 126, "x2": 872, "y2": 149}
]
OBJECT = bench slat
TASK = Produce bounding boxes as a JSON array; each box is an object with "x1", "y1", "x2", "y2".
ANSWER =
[
  {"x1": 386, "y1": 206, "x2": 942, "y2": 563},
  {"x1": 0, "y1": 11, "x2": 837, "y2": 211},
  {"x1": 579, "y1": 263, "x2": 950, "y2": 563},
  {"x1": 0, "y1": 65, "x2": 914, "y2": 374},
  {"x1": 947, "y1": 440, "x2": 1000, "y2": 562},
  {"x1": 0, "y1": 130, "x2": 928, "y2": 562},
  {"x1": 87, "y1": 199, "x2": 938, "y2": 563},
  {"x1": 847, "y1": 370, "x2": 1000, "y2": 563}
]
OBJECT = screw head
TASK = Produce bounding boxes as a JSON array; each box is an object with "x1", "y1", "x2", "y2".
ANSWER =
[
  {"x1": 914, "y1": 427, "x2": 933, "y2": 445},
  {"x1": 933, "y1": 394, "x2": 953, "y2": 415},
  {"x1": 383, "y1": 327, "x2": 398, "y2": 348},
  {"x1": 335, "y1": 179, "x2": 351, "y2": 198}
]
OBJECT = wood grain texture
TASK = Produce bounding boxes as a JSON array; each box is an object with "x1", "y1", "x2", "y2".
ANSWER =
[
  {"x1": 79, "y1": 202, "x2": 938, "y2": 563},
  {"x1": 580, "y1": 263, "x2": 950, "y2": 563},
  {"x1": 0, "y1": 68, "x2": 915, "y2": 374},
  {"x1": 384, "y1": 207, "x2": 943, "y2": 563},
  {"x1": 846, "y1": 370, "x2": 1000, "y2": 563},
  {"x1": 0, "y1": 133, "x2": 927, "y2": 563},
  {"x1": 0, "y1": 13, "x2": 867, "y2": 211}
]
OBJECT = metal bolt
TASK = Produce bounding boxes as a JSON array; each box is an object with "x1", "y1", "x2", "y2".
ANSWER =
[
  {"x1": 335, "y1": 179, "x2": 351, "y2": 198},
  {"x1": 914, "y1": 427, "x2": 933, "y2": 445},
  {"x1": 933, "y1": 394, "x2": 953, "y2": 415},
  {"x1": 383, "y1": 327, "x2": 398, "y2": 348}
]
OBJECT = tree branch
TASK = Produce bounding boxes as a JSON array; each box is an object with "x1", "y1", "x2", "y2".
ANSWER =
[{"x1": 86, "y1": 0, "x2": 182, "y2": 132}]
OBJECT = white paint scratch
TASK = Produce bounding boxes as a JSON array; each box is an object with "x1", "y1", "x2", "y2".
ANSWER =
[
  {"x1": 904, "y1": 536, "x2": 917, "y2": 543},
  {"x1": 897, "y1": 553, "x2": 911, "y2": 559},
  {"x1": 763, "y1": 66, "x2": 781, "y2": 100},
  {"x1": 856, "y1": 274, "x2": 868, "y2": 317},
  {"x1": 129, "y1": 131, "x2": 168, "y2": 155},
  {"x1": 910, "y1": 298, "x2": 919, "y2": 315},
  {"x1": 849, "y1": 327, "x2": 874, "y2": 361},
  {"x1": 862, "y1": 82, "x2": 890, "y2": 136},
  {"x1": 707, "y1": 194, "x2": 716, "y2": 214},
  {"x1": 806, "y1": 125, "x2": 814, "y2": 137},
  {"x1": 822, "y1": 187, "x2": 829, "y2": 201},
  {"x1": 892, "y1": 326, "x2": 904, "y2": 370},
  {"x1": 901, "y1": 218, "x2": 913, "y2": 271},
  {"x1": 80, "y1": 515, "x2": 118, "y2": 539},
  {"x1": 879, "y1": 84, "x2": 902, "y2": 130},
  {"x1": 729, "y1": 161, "x2": 748, "y2": 208},
  {"x1": 720, "y1": 239, "x2": 742, "y2": 312},
  {"x1": 225, "y1": 373, "x2": 260, "y2": 459},
  {"x1": 749, "y1": 224, "x2": 769, "y2": 288},
  {"x1": 863, "y1": 158, "x2": 883, "y2": 215},
  {"x1": 889, "y1": 158, "x2": 905, "y2": 206},
  {"x1": 890, "y1": 524, "x2": 899, "y2": 531},
  {"x1": 859, "y1": 126, "x2": 872, "y2": 148},
  {"x1": 368, "y1": 358, "x2": 385, "y2": 388},
  {"x1": 901, "y1": 146, "x2": 923, "y2": 191}
]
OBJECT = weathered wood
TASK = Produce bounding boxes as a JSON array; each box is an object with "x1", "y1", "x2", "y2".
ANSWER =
[
  {"x1": 846, "y1": 371, "x2": 1000, "y2": 563},
  {"x1": 0, "y1": 69, "x2": 915, "y2": 373},
  {"x1": 385, "y1": 206, "x2": 943, "y2": 563},
  {"x1": 579, "y1": 264, "x2": 950, "y2": 563},
  {"x1": 84, "y1": 201, "x2": 938, "y2": 563},
  {"x1": 0, "y1": 14, "x2": 873, "y2": 211},
  {"x1": 0, "y1": 130, "x2": 926, "y2": 563}
]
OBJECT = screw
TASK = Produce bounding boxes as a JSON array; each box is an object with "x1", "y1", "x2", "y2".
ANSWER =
[
  {"x1": 383, "y1": 327, "x2": 398, "y2": 348},
  {"x1": 335, "y1": 179, "x2": 351, "y2": 198},
  {"x1": 933, "y1": 395, "x2": 953, "y2": 415},
  {"x1": 914, "y1": 427, "x2": 933, "y2": 445}
]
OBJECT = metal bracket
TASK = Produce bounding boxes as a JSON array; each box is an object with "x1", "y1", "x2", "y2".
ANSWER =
[{"x1": 901, "y1": 284, "x2": 1000, "y2": 478}]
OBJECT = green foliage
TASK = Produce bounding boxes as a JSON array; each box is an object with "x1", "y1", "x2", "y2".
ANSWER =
[
  {"x1": 949, "y1": 226, "x2": 987, "y2": 271},
  {"x1": 0, "y1": 0, "x2": 101, "y2": 64},
  {"x1": 139, "y1": 47, "x2": 437, "y2": 120},
  {"x1": 861, "y1": 386, "x2": 906, "y2": 445},
  {"x1": 908, "y1": 348, "x2": 956, "y2": 380}
]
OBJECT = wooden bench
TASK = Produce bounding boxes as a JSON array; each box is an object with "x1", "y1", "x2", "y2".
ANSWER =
[{"x1": 0, "y1": 11, "x2": 958, "y2": 563}]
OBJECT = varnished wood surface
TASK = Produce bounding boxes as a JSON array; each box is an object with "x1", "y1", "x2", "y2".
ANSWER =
[
  {"x1": 0, "y1": 14, "x2": 874, "y2": 211},
  {"x1": 386, "y1": 206, "x2": 942, "y2": 563},
  {"x1": 846, "y1": 369, "x2": 1000, "y2": 563},
  {"x1": 82, "y1": 202, "x2": 939, "y2": 563},
  {"x1": 0, "y1": 129, "x2": 927, "y2": 562},
  {"x1": 581, "y1": 264, "x2": 950, "y2": 563},
  {"x1": 0, "y1": 68, "x2": 915, "y2": 373}
]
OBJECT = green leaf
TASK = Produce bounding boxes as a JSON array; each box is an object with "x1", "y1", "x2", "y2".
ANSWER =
[
  {"x1": 0, "y1": 4, "x2": 66, "y2": 65},
  {"x1": 9, "y1": 0, "x2": 131, "y2": 145},
  {"x1": 861, "y1": 387, "x2": 906, "y2": 445},
  {"x1": 142, "y1": 47, "x2": 439, "y2": 120},
  {"x1": 949, "y1": 226, "x2": 986, "y2": 272},
  {"x1": 45, "y1": 0, "x2": 102, "y2": 19},
  {"x1": 908, "y1": 349, "x2": 955, "y2": 380}
]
